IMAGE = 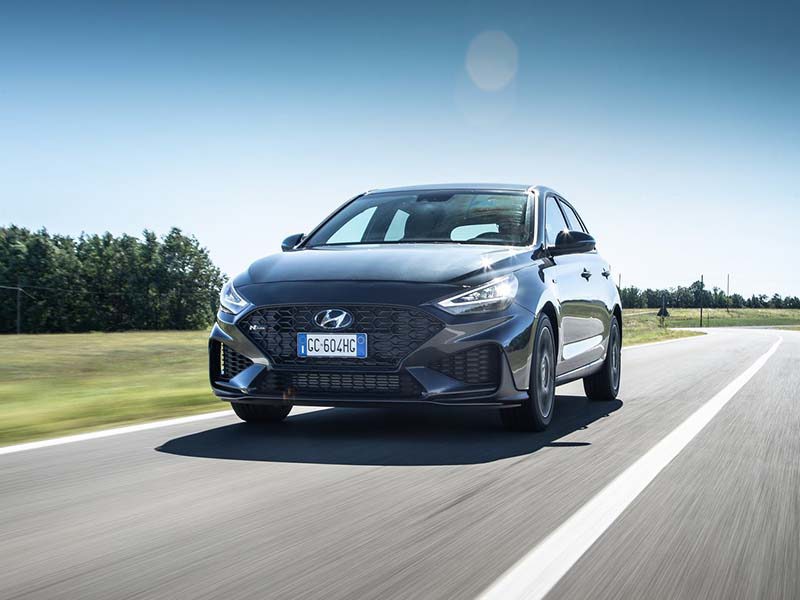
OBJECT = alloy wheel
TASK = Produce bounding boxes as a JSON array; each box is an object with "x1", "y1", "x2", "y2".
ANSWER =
[{"x1": 537, "y1": 328, "x2": 554, "y2": 418}]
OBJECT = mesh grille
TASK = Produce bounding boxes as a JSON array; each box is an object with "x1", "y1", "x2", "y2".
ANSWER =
[
  {"x1": 220, "y1": 344, "x2": 253, "y2": 380},
  {"x1": 257, "y1": 370, "x2": 422, "y2": 398},
  {"x1": 238, "y1": 305, "x2": 444, "y2": 367},
  {"x1": 429, "y1": 345, "x2": 500, "y2": 385}
]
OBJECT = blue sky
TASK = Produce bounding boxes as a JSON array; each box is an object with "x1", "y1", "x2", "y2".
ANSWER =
[{"x1": 1, "y1": 0, "x2": 798, "y2": 296}]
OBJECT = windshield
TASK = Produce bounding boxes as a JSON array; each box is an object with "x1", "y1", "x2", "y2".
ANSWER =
[{"x1": 305, "y1": 191, "x2": 532, "y2": 247}]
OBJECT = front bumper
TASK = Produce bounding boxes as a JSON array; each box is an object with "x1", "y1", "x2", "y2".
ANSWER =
[{"x1": 209, "y1": 300, "x2": 536, "y2": 409}]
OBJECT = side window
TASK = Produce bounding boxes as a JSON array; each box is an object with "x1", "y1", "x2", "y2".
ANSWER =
[
  {"x1": 326, "y1": 206, "x2": 377, "y2": 244},
  {"x1": 559, "y1": 201, "x2": 586, "y2": 233},
  {"x1": 545, "y1": 196, "x2": 569, "y2": 246}
]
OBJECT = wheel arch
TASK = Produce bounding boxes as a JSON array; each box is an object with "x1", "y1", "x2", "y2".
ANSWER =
[{"x1": 539, "y1": 301, "x2": 560, "y2": 356}]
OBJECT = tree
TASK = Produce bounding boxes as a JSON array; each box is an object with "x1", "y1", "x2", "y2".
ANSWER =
[
  {"x1": 730, "y1": 293, "x2": 745, "y2": 308},
  {"x1": 769, "y1": 294, "x2": 784, "y2": 309},
  {"x1": 746, "y1": 294, "x2": 767, "y2": 308},
  {"x1": 673, "y1": 286, "x2": 694, "y2": 308},
  {"x1": 620, "y1": 286, "x2": 646, "y2": 309},
  {"x1": 0, "y1": 226, "x2": 225, "y2": 333}
]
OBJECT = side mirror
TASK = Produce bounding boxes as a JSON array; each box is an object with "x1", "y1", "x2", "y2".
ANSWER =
[
  {"x1": 551, "y1": 230, "x2": 596, "y2": 256},
  {"x1": 281, "y1": 233, "x2": 304, "y2": 252}
]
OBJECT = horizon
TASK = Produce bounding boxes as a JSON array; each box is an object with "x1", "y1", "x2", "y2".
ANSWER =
[
  {"x1": 1, "y1": 0, "x2": 798, "y2": 296},
  {"x1": 1, "y1": 219, "x2": 795, "y2": 300}
]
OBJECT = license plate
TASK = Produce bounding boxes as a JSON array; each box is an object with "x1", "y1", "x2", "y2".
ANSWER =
[{"x1": 297, "y1": 333, "x2": 368, "y2": 358}]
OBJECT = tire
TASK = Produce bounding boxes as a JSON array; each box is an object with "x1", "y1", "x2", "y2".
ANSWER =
[
  {"x1": 583, "y1": 315, "x2": 621, "y2": 401},
  {"x1": 501, "y1": 313, "x2": 557, "y2": 432},
  {"x1": 231, "y1": 402, "x2": 292, "y2": 423}
]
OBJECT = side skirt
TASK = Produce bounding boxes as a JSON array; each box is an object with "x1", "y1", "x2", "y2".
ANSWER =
[{"x1": 555, "y1": 357, "x2": 604, "y2": 386}]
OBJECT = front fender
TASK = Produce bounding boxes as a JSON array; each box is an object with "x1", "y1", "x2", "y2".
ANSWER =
[{"x1": 508, "y1": 262, "x2": 563, "y2": 389}]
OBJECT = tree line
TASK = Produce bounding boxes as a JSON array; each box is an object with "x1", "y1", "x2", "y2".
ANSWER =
[
  {"x1": 2, "y1": 225, "x2": 796, "y2": 333},
  {"x1": 620, "y1": 281, "x2": 800, "y2": 310},
  {"x1": 0, "y1": 226, "x2": 225, "y2": 333}
]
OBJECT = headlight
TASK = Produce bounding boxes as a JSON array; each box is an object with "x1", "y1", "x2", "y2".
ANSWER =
[
  {"x1": 219, "y1": 281, "x2": 249, "y2": 315},
  {"x1": 436, "y1": 273, "x2": 519, "y2": 315}
]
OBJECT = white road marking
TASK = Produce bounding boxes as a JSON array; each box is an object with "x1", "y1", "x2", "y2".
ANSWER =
[
  {"x1": 0, "y1": 406, "x2": 326, "y2": 456},
  {"x1": 478, "y1": 337, "x2": 782, "y2": 600}
]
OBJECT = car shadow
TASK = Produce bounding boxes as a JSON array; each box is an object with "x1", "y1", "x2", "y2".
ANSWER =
[{"x1": 156, "y1": 395, "x2": 622, "y2": 466}]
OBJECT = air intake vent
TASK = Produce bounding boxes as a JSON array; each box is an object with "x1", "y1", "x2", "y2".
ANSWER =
[
  {"x1": 429, "y1": 345, "x2": 500, "y2": 386},
  {"x1": 256, "y1": 370, "x2": 423, "y2": 398},
  {"x1": 218, "y1": 343, "x2": 253, "y2": 380}
]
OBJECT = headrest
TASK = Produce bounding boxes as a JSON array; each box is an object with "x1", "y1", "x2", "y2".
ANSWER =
[{"x1": 402, "y1": 204, "x2": 443, "y2": 240}]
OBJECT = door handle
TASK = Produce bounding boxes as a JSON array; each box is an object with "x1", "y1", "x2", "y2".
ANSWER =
[
  {"x1": 581, "y1": 268, "x2": 592, "y2": 280},
  {"x1": 602, "y1": 268, "x2": 611, "y2": 279}
]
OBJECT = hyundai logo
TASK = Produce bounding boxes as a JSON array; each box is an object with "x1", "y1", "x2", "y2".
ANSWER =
[{"x1": 314, "y1": 308, "x2": 354, "y2": 330}]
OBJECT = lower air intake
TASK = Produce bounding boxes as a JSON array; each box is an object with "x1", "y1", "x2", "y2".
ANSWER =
[
  {"x1": 257, "y1": 371, "x2": 423, "y2": 398},
  {"x1": 429, "y1": 345, "x2": 500, "y2": 386},
  {"x1": 218, "y1": 343, "x2": 253, "y2": 380}
]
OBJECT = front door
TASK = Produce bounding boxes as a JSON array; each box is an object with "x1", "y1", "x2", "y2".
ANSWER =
[{"x1": 543, "y1": 195, "x2": 604, "y2": 376}]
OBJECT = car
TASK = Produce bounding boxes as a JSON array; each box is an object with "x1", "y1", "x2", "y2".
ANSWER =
[{"x1": 209, "y1": 183, "x2": 622, "y2": 431}]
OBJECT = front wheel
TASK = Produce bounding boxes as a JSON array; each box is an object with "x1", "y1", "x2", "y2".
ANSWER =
[
  {"x1": 501, "y1": 313, "x2": 556, "y2": 432},
  {"x1": 583, "y1": 316, "x2": 621, "y2": 401},
  {"x1": 231, "y1": 402, "x2": 292, "y2": 423}
]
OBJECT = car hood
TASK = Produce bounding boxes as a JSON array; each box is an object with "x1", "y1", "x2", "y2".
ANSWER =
[{"x1": 242, "y1": 244, "x2": 532, "y2": 286}]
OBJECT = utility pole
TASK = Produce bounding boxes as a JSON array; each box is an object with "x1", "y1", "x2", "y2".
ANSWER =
[
  {"x1": 618, "y1": 273, "x2": 622, "y2": 290},
  {"x1": 16, "y1": 280, "x2": 21, "y2": 335},
  {"x1": 727, "y1": 273, "x2": 730, "y2": 314},
  {"x1": 700, "y1": 274, "x2": 704, "y2": 327}
]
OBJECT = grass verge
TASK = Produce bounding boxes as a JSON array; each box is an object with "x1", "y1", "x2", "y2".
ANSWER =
[
  {"x1": 622, "y1": 307, "x2": 800, "y2": 347},
  {"x1": 0, "y1": 331, "x2": 217, "y2": 446},
  {"x1": 622, "y1": 313, "x2": 704, "y2": 347},
  {"x1": 625, "y1": 307, "x2": 800, "y2": 328}
]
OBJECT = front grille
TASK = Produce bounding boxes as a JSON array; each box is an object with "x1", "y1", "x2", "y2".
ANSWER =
[
  {"x1": 256, "y1": 370, "x2": 423, "y2": 398},
  {"x1": 429, "y1": 345, "x2": 500, "y2": 386},
  {"x1": 219, "y1": 343, "x2": 253, "y2": 380},
  {"x1": 238, "y1": 304, "x2": 444, "y2": 367}
]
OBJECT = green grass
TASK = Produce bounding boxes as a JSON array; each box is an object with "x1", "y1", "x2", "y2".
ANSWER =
[
  {"x1": 0, "y1": 330, "x2": 219, "y2": 446},
  {"x1": 2, "y1": 307, "x2": 799, "y2": 446},
  {"x1": 622, "y1": 308, "x2": 800, "y2": 347},
  {"x1": 649, "y1": 307, "x2": 800, "y2": 328},
  {"x1": 622, "y1": 311, "x2": 705, "y2": 346}
]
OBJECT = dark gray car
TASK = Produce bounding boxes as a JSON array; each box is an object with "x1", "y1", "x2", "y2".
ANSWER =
[{"x1": 209, "y1": 184, "x2": 622, "y2": 431}]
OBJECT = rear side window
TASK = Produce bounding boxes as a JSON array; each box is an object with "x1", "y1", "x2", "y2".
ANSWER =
[
  {"x1": 559, "y1": 201, "x2": 586, "y2": 233},
  {"x1": 545, "y1": 196, "x2": 569, "y2": 245}
]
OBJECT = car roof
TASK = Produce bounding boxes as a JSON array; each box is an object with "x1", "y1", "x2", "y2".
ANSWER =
[{"x1": 365, "y1": 183, "x2": 534, "y2": 195}]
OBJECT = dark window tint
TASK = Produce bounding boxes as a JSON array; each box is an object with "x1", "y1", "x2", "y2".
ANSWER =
[
  {"x1": 559, "y1": 201, "x2": 586, "y2": 233},
  {"x1": 545, "y1": 196, "x2": 569, "y2": 245},
  {"x1": 306, "y1": 191, "x2": 532, "y2": 247}
]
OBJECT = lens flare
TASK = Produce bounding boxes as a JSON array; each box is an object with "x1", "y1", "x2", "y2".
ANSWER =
[{"x1": 465, "y1": 31, "x2": 519, "y2": 91}]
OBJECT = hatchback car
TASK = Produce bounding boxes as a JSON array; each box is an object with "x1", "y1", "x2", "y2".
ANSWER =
[{"x1": 209, "y1": 184, "x2": 622, "y2": 431}]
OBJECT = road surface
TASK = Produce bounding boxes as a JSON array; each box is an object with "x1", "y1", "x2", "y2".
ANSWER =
[{"x1": 1, "y1": 328, "x2": 797, "y2": 599}]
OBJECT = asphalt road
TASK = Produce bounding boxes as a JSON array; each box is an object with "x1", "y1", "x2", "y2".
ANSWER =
[{"x1": 1, "y1": 328, "x2": 796, "y2": 600}]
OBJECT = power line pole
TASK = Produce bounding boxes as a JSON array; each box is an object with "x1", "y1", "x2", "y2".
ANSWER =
[
  {"x1": 16, "y1": 280, "x2": 21, "y2": 334},
  {"x1": 727, "y1": 273, "x2": 730, "y2": 314},
  {"x1": 700, "y1": 274, "x2": 704, "y2": 327}
]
